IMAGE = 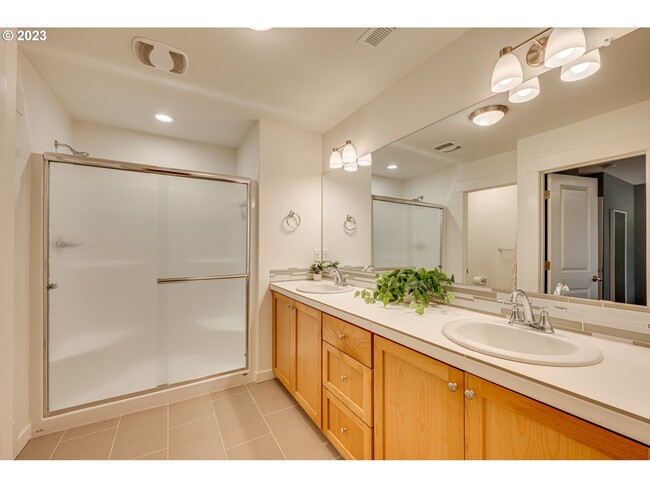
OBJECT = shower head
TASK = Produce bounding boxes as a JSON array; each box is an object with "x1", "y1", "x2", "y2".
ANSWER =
[{"x1": 54, "y1": 140, "x2": 89, "y2": 157}]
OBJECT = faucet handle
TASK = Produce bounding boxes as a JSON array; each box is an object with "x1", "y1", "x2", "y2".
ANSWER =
[{"x1": 538, "y1": 306, "x2": 554, "y2": 334}]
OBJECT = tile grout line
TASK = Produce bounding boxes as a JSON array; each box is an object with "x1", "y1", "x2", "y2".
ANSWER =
[
  {"x1": 225, "y1": 433, "x2": 276, "y2": 451},
  {"x1": 245, "y1": 384, "x2": 288, "y2": 460},
  {"x1": 58, "y1": 425, "x2": 118, "y2": 444},
  {"x1": 168, "y1": 413, "x2": 216, "y2": 432},
  {"x1": 48, "y1": 429, "x2": 68, "y2": 460},
  {"x1": 107, "y1": 416, "x2": 122, "y2": 460},
  {"x1": 209, "y1": 392, "x2": 228, "y2": 459},
  {"x1": 131, "y1": 448, "x2": 167, "y2": 461}
]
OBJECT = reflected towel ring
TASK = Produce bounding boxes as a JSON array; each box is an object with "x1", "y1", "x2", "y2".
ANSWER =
[
  {"x1": 284, "y1": 210, "x2": 301, "y2": 230},
  {"x1": 344, "y1": 215, "x2": 357, "y2": 232}
]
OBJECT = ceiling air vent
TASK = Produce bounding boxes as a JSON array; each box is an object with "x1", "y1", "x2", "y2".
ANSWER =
[
  {"x1": 358, "y1": 28, "x2": 395, "y2": 48},
  {"x1": 132, "y1": 37, "x2": 188, "y2": 75},
  {"x1": 433, "y1": 142, "x2": 463, "y2": 153}
]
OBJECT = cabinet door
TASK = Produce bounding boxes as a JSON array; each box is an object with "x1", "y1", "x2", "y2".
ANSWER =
[
  {"x1": 464, "y1": 374, "x2": 650, "y2": 460},
  {"x1": 374, "y1": 336, "x2": 464, "y2": 460},
  {"x1": 272, "y1": 292, "x2": 294, "y2": 391},
  {"x1": 294, "y1": 301, "x2": 322, "y2": 427}
]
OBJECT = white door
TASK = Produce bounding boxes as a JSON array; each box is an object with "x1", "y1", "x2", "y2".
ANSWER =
[{"x1": 547, "y1": 174, "x2": 599, "y2": 298}]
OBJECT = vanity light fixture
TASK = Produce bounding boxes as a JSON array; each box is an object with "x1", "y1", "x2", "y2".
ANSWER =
[
  {"x1": 469, "y1": 105, "x2": 508, "y2": 127},
  {"x1": 560, "y1": 49, "x2": 601, "y2": 82},
  {"x1": 544, "y1": 28, "x2": 586, "y2": 68},
  {"x1": 509, "y1": 76, "x2": 540, "y2": 103},
  {"x1": 154, "y1": 113, "x2": 174, "y2": 123},
  {"x1": 490, "y1": 46, "x2": 524, "y2": 93},
  {"x1": 329, "y1": 140, "x2": 369, "y2": 172}
]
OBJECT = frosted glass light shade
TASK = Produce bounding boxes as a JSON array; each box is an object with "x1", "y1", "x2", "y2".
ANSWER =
[
  {"x1": 560, "y1": 49, "x2": 601, "y2": 82},
  {"x1": 343, "y1": 160, "x2": 358, "y2": 172},
  {"x1": 341, "y1": 141, "x2": 357, "y2": 164},
  {"x1": 329, "y1": 150, "x2": 343, "y2": 169},
  {"x1": 491, "y1": 49, "x2": 523, "y2": 93},
  {"x1": 544, "y1": 28, "x2": 586, "y2": 68},
  {"x1": 357, "y1": 153, "x2": 372, "y2": 166},
  {"x1": 509, "y1": 77, "x2": 540, "y2": 103}
]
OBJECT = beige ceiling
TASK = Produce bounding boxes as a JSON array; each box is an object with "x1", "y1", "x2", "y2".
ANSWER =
[
  {"x1": 18, "y1": 28, "x2": 468, "y2": 148},
  {"x1": 372, "y1": 28, "x2": 650, "y2": 180}
]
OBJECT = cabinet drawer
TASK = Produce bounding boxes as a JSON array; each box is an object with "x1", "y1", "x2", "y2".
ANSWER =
[
  {"x1": 322, "y1": 314, "x2": 372, "y2": 367},
  {"x1": 322, "y1": 342, "x2": 373, "y2": 426},
  {"x1": 322, "y1": 388, "x2": 373, "y2": 460}
]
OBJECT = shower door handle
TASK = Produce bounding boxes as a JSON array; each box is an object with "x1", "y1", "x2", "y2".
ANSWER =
[{"x1": 47, "y1": 283, "x2": 58, "y2": 290}]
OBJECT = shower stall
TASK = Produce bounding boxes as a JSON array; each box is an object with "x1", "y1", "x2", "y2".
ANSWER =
[{"x1": 44, "y1": 154, "x2": 250, "y2": 415}]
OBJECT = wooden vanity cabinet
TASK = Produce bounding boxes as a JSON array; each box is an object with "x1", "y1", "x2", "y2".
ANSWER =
[
  {"x1": 464, "y1": 374, "x2": 650, "y2": 460},
  {"x1": 271, "y1": 291, "x2": 322, "y2": 427},
  {"x1": 373, "y1": 336, "x2": 465, "y2": 459},
  {"x1": 321, "y1": 313, "x2": 374, "y2": 460}
]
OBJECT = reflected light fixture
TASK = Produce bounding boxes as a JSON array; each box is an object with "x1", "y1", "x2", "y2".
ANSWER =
[
  {"x1": 544, "y1": 28, "x2": 586, "y2": 68},
  {"x1": 357, "y1": 153, "x2": 372, "y2": 167},
  {"x1": 469, "y1": 105, "x2": 508, "y2": 127},
  {"x1": 490, "y1": 46, "x2": 523, "y2": 93},
  {"x1": 154, "y1": 113, "x2": 174, "y2": 123},
  {"x1": 387, "y1": 164, "x2": 398, "y2": 170},
  {"x1": 560, "y1": 49, "x2": 601, "y2": 82},
  {"x1": 329, "y1": 140, "x2": 370, "y2": 172},
  {"x1": 509, "y1": 76, "x2": 540, "y2": 103}
]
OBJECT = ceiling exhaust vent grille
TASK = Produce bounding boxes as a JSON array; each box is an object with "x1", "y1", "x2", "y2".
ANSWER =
[
  {"x1": 133, "y1": 37, "x2": 188, "y2": 75},
  {"x1": 433, "y1": 142, "x2": 463, "y2": 153},
  {"x1": 358, "y1": 28, "x2": 395, "y2": 48}
]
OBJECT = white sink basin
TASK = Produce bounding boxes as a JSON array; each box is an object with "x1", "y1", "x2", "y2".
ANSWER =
[
  {"x1": 295, "y1": 283, "x2": 354, "y2": 294},
  {"x1": 442, "y1": 319, "x2": 603, "y2": 366}
]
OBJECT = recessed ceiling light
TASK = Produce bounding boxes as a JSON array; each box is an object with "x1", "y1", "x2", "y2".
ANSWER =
[
  {"x1": 469, "y1": 105, "x2": 508, "y2": 127},
  {"x1": 387, "y1": 164, "x2": 398, "y2": 170},
  {"x1": 250, "y1": 27, "x2": 272, "y2": 31},
  {"x1": 154, "y1": 113, "x2": 174, "y2": 123}
]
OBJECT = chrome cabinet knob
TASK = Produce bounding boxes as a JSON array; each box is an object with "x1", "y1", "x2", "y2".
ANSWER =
[
  {"x1": 339, "y1": 375, "x2": 347, "y2": 382},
  {"x1": 339, "y1": 427, "x2": 347, "y2": 434},
  {"x1": 287, "y1": 303, "x2": 291, "y2": 309},
  {"x1": 447, "y1": 382, "x2": 458, "y2": 392},
  {"x1": 337, "y1": 333, "x2": 345, "y2": 340},
  {"x1": 464, "y1": 389, "x2": 475, "y2": 400}
]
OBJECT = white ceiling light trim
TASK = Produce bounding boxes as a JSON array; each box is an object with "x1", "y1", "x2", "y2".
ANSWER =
[
  {"x1": 560, "y1": 49, "x2": 601, "y2": 82},
  {"x1": 469, "y1": 105, "x2": 508, "y2": 127},
  {"x1": 154, "y1": 113, "x2": 174, "y2": 123}
]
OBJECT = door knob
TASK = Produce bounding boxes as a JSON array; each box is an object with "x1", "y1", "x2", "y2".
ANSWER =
[{"x1": 592, "y1": 275, "x2": 603, "y2": 282}]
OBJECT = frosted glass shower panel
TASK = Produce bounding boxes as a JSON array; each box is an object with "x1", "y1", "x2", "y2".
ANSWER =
[
  {"x1": 48, "y1": 162, "x2": 159, "y2": 411},
  {"x1": 158, "y1": 176, "x2": 248, "y2": 278},
  {"x1": 158, "y1": 278, "x2": 247, "y2": 384},
  {"x1": 373, "y1": 198, "x2": 443, "y2": 270}
]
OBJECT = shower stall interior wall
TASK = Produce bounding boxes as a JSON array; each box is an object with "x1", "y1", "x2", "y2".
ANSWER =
[{"x1": 45, "y1": 156, "x2": 250, "y2": 414}]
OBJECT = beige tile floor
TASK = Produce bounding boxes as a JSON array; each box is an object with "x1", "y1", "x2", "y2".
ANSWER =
[{"x1": 16, "y1": 379, "x2": 341, "y2": 461}]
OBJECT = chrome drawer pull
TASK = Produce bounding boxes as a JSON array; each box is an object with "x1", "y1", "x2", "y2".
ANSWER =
[
  {"x1": 339, "y1": 375, "x2": 347, "y2": 382},
  {"x1": 340, "y1": 427, "x2": 347, "y2": 434},
  {"x1": 337, "y1": 333, "x2": 345, "y2": 340}
]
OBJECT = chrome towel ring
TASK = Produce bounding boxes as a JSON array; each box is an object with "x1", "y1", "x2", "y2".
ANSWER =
[
  {"x1": 344, "y1": 215, "x2": 357, "y2": 232},
  {"x1": 284, "y1": 210, "x2": 301, "y2": 230}
]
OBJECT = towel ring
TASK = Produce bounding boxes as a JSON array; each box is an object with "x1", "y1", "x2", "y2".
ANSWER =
[
  {"x1": 344, "y1": 215, "x2": 357, "y2": 232},
  {"x1": 284, "y1": 210, "x2": 301, "y2": 230}
]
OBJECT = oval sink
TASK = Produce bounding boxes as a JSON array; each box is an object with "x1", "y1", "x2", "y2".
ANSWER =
[
  {"x1": 442, "y1": 319, "x2": 603, "y2": 366},
  {"x1": 295, "y1": 283, "x2": 354, "y2": 294}
]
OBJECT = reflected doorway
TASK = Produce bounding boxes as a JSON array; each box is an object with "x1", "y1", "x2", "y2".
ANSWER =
[{"x1": 544, "y1": 155, "x2": 647, "y2": 305}]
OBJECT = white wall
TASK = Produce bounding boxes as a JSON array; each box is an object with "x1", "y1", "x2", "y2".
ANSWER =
[
  {"x1": 256, "y1": 120, "x2": 322, "y2": 377},
  {"x1": 517, "y1": 99, "x2": 650, "y2": 292},
  {"x1": 322, "y1": 166, "x2": 372, "y2": 267},
  {"x1": 74, "y1": 121, "x2": 237, "y2": 175},
  {"x1": 403, "y1": 151, "x2": 516, "y2": 280},
  {"x1": 371, "y1": 175, "x2": 404, "y2": 198},
  {"x1": 467, "y1": 185, "x2": 517, "y2": 289},
  {"x1": 12, "y1": 50, "x2": 76, "y2": 458},
  {"x1": 0, "y1": 39, "x2": 18, "y2": 461}
]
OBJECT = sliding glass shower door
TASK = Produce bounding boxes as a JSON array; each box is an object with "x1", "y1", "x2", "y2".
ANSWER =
[{"x1": 47, "y1": 158, "x2": 249, "y2": 414}]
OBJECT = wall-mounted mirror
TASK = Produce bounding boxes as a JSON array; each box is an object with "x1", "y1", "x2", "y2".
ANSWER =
[{"x1": 322, "y1": 27, "x2": 650, "y2": 303}]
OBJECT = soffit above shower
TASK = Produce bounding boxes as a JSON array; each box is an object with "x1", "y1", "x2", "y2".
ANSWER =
[{"x1": 17, "y1": 28, "x2": 467, "y2": 148}]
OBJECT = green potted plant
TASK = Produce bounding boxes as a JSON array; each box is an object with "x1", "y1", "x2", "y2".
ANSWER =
[
  {"x1": 309, "y1": 260, "x2": 339, "y2": 281},
  {"x1": 355, "y1": 267, "x2": 455, "y2": 315}
]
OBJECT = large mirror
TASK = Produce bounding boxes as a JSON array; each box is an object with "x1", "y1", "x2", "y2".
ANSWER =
[{"x1": 322, "y1": 27, "x2": 650, "y2": 303}]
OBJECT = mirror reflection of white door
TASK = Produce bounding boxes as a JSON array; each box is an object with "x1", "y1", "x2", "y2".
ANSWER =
[{"x1": 547, "y1": 174, "x2": 599, "y2": 298}]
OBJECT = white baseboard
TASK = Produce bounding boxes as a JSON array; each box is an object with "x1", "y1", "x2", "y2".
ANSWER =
[
  {"x1": 255, "y1": 369, "x2": 276, "y2": 383},
  {"x1": 14, "y1": 423, "x2": 31, "y2": 458}
]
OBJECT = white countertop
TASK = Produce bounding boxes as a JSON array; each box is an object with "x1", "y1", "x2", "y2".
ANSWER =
[{"x1": 270, "y1": 280, "x2": 650, "y2": 446}]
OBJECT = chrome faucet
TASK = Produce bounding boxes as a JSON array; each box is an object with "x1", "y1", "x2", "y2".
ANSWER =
[
  {"x1": 325, "y1": 266, "x2": 347, "y2": 287},
  {"x1": 503, "y1": 289, "x2": 554, "y2": 334},
  {"x1": 553, "y1": 281, "x2": 570, "y2": 296}
]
